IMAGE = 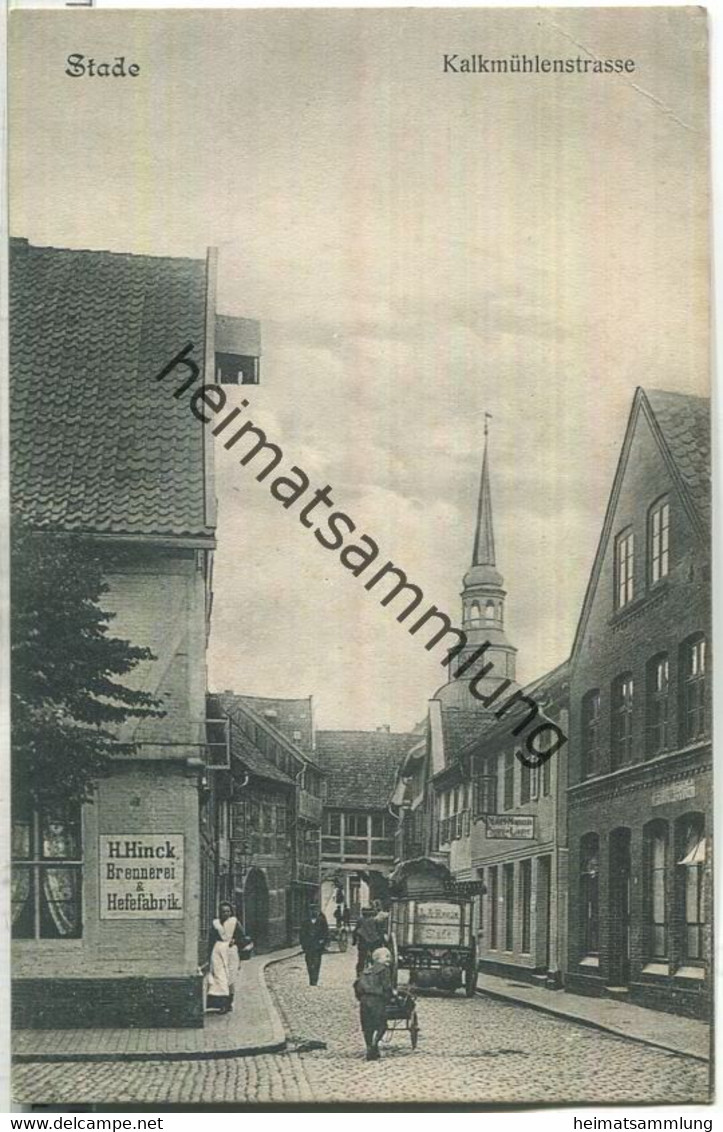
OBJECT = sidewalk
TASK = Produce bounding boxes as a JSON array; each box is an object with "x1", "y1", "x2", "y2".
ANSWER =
[
  {"x1": 12, "y1": 948, "x2": 300, "y2": 1064},
  {"x1": 476, "y1": 972, "x2": 710, "y2": 1062}
]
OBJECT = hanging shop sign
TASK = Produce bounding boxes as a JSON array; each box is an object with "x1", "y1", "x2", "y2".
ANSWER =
[
  {"x1": 485, "y1": 815, "x2": 535, "y2": 840},
  {"x1": 100, "y1": 834, "x2": 185, "y2": 919}
]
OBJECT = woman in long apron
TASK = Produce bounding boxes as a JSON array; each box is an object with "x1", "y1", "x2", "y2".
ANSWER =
[{"x1": 206, "y1": 902, "x2": 250, "y2": 1013}]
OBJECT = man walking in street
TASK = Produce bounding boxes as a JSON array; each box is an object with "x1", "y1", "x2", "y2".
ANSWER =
[
  {"x1": 352, "y1": 906, "x2": 387, "y2": 975},
  {"x1": 353, "y1": 946, "x2": 394, "y2": 1061},
  {"x1": 299, "y1": 903, "x2": 329, "y2": 986}
]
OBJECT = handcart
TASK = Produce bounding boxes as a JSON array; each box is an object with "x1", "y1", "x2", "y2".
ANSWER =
[{"x1": 380, "y1": 986, "x2": 420, "y2": 1049}]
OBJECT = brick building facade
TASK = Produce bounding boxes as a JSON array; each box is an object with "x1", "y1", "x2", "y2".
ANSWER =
[{"x1": 566, "y1": 389, "x2": 711, "y2": 1019}]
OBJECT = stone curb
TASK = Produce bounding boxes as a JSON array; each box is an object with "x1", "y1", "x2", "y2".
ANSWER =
[
  {"x1": 475, "y1": 986, "x2": 710, "y2": 1064},
  {"x1": 12, "y1": 949, "x2": 303, "y2": 1065}
]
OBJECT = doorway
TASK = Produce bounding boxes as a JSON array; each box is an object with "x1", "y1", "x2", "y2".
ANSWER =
[
  {"x1": 609, "y1": 829, "x2": 631, "y2": 985},
  {"x1": 536, "y1": 855, "x2": 552, "y2": 970},
  {"x1": 243, "y1": 867, "x2": 270, "y2": 953}
]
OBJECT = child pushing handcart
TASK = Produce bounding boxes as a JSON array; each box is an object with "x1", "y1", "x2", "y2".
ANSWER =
[{"x1": 353, "y1": 946, "x2": 420, "y2": 1060}]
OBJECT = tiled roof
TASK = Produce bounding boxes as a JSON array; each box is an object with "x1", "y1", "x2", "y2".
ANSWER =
[
  {"x1": 234, "y1": 694, "x2": 315, "y2": 758},
  {"x1": 229, "y1": 725, "x2": 297, "y2": 786},
  {"x1": 316, "y1": 730, "x2": 417, "y2": 809},
  {"x1": 208, "y1": 693, "x2": 296, "y2": 786},
  {"x1": 216, "y1": 691, "x2": 317, "y2": 767},
  {"x1": 10, "y1": 238, "x2": 211, "y2": 538},
  {"x1": 439, "y1": 708, "x2": 491, "y2": 764},
  {"x1": 455, "y1": 660, "x2": 571, "y2": 760},
  {"x1": 645, "y1": 389, "x2": 711, "y2": 528}
]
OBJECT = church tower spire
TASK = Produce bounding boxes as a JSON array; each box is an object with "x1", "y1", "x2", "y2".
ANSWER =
[
  {"x1": 472, "y1": 413, "x2": 496, "y2": 567},
  {"x1": 435, "y1": 415, "x2": 518, "y2": 710}
]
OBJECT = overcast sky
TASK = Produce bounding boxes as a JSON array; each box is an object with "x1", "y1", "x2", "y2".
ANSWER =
[{"x1": 10, "y1": 8, "x2": 709, "y2": 732}]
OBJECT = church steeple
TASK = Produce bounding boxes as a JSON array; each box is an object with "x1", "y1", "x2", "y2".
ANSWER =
[
  {"x1": 472, "y1": 414, "x2": 496, "y2": 568},
  {"x1": 434, "y1": 416, "x2": 518, "y2": 710}
]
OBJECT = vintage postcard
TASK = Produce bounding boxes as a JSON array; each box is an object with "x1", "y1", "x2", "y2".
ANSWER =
[{"x1": 8, "y1": 5, "x2": 712, "y2": 1110}]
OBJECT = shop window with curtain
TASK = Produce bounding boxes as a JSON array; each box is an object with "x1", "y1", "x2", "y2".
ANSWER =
[
  {"x1": 644, "y1": 821, "x2": 668, "y2": 960},
  {"x1": 680, "y1": 635, "x2": 707, "y2": 743},
  {"x1": 646, "y1": 654, "x2": 670, "y2": 757},
  {"x1": 581, "y1": 690, "x2": 601, "y2": 779},
  {"x1": 579, "y1": 834, "x2": 600, "y2": 957},
  {"x1": 677, "y1": 814, "x2": 706, "y2": 965},
  {"x1": 12, "y1": 804, "x2": 83, "y2": 939},
  {"x1": 611, "y1": 673, "x2": 634, "y2": 770}
]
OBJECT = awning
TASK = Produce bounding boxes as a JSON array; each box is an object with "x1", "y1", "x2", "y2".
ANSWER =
[{"x1": 679, "y1": 836, "x2": 706, "y2": 866}]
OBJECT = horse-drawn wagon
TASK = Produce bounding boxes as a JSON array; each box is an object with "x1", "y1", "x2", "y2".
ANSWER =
[{"x1": 387, "y1": 857, "x2": 482, "y2": 997}]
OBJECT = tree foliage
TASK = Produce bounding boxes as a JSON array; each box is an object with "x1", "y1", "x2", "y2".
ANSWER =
[{"x1": 11, "y1": 514, "x2": 165, "y2": 806}]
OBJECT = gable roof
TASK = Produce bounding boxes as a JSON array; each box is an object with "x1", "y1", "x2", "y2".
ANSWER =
[
  {"x1": 217, "y1": 691, "x2": 318, "y2": 768},
  {"x1": 208, "y1": 693, "x2": 297, "y2": 787},
  {"x1": 10, "y1": 238, "x2": 213, "y2": 540},
  {"x1": 232, "y1": 693, "x2": 315, "y2": 758},
  {"x1": 571, "y1": 387, "x2": 710, "y2": 661},
  {"x1": 316, "y1": 729, "x2": 417, "y2": 809},
  {"x1": 644, "y1": 390, "x2": 710, "y2": 527}
]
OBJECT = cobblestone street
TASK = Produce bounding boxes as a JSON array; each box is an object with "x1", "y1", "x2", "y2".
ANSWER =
[{"x1": 14, "y1": 951, "x2": 710, "y2": 1107}]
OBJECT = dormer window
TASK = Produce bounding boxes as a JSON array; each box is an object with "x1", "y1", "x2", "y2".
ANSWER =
[{"x1": 215, "y1": 314, "x2": 261, "y2": 385}]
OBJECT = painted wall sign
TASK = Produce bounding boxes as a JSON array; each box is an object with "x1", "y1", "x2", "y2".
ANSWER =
[
  {"x1": 652, "y1": 780, "x2": 696, "y2": 807},
  {"x1": 485, "y1": 815, "x2": 535, "y2": 840},
  {"x1": 413, "y1": 900, "x2": 462, "y2": 946},
  {"x1": 100, "y1": 834, "x2": 184, "y2": 919}
]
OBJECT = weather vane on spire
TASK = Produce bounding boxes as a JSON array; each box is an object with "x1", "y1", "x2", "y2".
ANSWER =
[{"x1": 484, "y1": 411, "x2": 493, "y2": 439}]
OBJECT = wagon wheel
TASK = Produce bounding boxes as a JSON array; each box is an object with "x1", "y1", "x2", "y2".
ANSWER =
[
  {"x1": 464, "y1": 938, "x2": 478, "y2": 997},
  {"x1": 410, "y1": 1009, "x2": 420, "y2": 1049}
]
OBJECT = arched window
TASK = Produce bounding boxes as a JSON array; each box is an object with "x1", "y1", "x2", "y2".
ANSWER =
[
  {"x1": 648, "y1": 496, "x2": 670, "y2": 584},
  {"x1": 581, "y1": 690, "x2": 601, "y2": 779},
  {"x1": 680, "y1": 635, "x2": 707, "y2": 743},
  {"x1": 611, "y1": 674, "x2": 634, "y2": 770},
  {"x1": 614, "y1": 527, "x2": 635, "y2": 609},
  {"x1": 580, "y1": 834, "x2": 600, "y2": 956},
  {"x1": 676, "y1": 813, "x2": 706, "y2": 964},
  {"x1": 469, "y1": 601, "x2": 481, "y2": 626},
  {"x1": 643, "y1": 821, "x2": 668, "y2": 959},
  {"x1": 646, "y1": 653, "x2": 670, "y2": 757},
  {"x1": 485, "y1": 600, "x2": 496, "y2": 622}
]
